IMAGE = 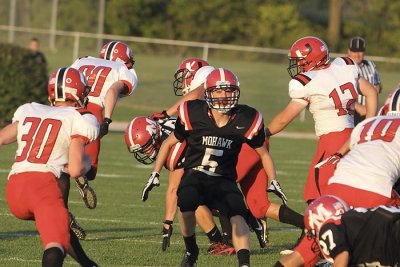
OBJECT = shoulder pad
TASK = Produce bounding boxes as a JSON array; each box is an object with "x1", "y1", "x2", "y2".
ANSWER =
[
  {"x1": 293, "y1": 73, "x2": 312, "y2": 86},
  {"x1": 339, "y1": 56, "x2": 355, "y2": 65}
]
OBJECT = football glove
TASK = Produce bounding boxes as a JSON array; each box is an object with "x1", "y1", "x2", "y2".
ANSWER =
[
  {"x1": 141, "y1": 172, "x2": 160, "y2": 202},
  {"x1": 314, "y1": 152, "x2": 343, "y2": 169},
  {"x1": 150, "y1": 110, "x2": 170, "y2": 123},
  {"x1": 161, "y1": 220, "x2": 173, "y2": 251},
  {"x1": 267, "y1": 180, "x2": 288, "y2": 205},
  {"x1": 99, "y1": 117, "x2": 112, "y2": 138}
]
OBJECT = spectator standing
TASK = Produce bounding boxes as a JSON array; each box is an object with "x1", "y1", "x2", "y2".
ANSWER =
[
  {"x1": 28, "y1": 37, "x2": 47, "y2": 68},
  {"x1": 348, "y1": 36, "x2": 382, "y2": 125}
]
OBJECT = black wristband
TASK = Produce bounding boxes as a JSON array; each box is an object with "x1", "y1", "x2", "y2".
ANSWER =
[
  {"x1": 163, "y1": 220, "x2": 173, "y2": 225},
  {"x1": 162, "y1": 110, "x2": 170, "y2": 117},
  {"x1": 104, "y1": 117, "x2": 112, "y2": 124},
  {"x1": 334, "y1": 152, "x2": 343, "y2": 158},
  {"x1": 265, "y1": 127, "x2": 272, "y2": 138}
]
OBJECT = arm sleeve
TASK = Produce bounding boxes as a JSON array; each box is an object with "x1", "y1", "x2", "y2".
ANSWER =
[
  {"x1": 247, "y1": 125, "x2": 266, "y2": 148},
  {"x1": 71, "y1": 113, "x2": 100, "y2": 144},
  {"x1": 119, "y1": 67, "x2": 138, "y2": 96},
  {"x1": 173, "y1": 116, "x2": 186, "y2": 142},
  {"x1": 12, "y1": 104, "x2": 28, "y2": 123}
]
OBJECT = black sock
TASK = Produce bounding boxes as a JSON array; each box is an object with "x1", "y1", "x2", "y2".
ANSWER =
[
  {"x1": 42, "y1": 247, "x2": 64, "y2": 267},
  {"x1": 274, "y1": 261, "x2": 285, "y2": 267},
  {"x1": 206, "y1": 225, "x2": 222, "y2": 243},
  {"x1": 218, "y1": 214, "x2": 232, "y2": 242},
  {"x1": 237, "y1": 249, "x2": 250, "y2": 266},
  {"x1": 69, "y1": 230, "x2": 98, "y2": 267},
  {"x1": 279, "y1": 205, "x2": 304, "y2": 229},
  {"x1": 58, "y1": 172, "x2": 70, "y2": 208},
  {"x1": 183, "y1": 234, "x2": 199, "y2": 255}
]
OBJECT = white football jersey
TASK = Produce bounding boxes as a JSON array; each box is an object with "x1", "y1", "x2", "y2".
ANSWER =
[
  {"x1": 329, "y1": 115, "x2": 400, "y2": 197},
  {"x1": 9, "y1": 103, "x2": 99, "y2": 178},
  {"x1": 289, "y1": 57, "x2": 360, "y2": 136},
  {"x1": 71, "y1": 56, "x2": 138, "y2": 108}
]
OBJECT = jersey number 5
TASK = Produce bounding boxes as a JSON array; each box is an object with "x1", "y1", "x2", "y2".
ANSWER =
[
  {"x1": 329, "y1": 82, "x2": 358, "y2": 116},
  {"x1": 15, "y1": 117, "x2": 62, "y2": 164},
  {"x1": 200, "y1": 148, "x2": 223, "y2": 173}
]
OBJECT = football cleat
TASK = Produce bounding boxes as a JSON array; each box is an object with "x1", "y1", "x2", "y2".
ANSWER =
[
  {"x1": 248, "y1": 216, "x2": 269, "y2": 248},
  {"x1": 75, "y1": 176, "x2": 97, "y2": 209},
  {"x1": 207, "y1": 242, "x2": 235, "y2": 256},
  {"x1": 180, "y1": 250, "x2": 198, "y2": 267},
  {"x1": 69, "y1": 212, "x2": 86, "y2": 240}
]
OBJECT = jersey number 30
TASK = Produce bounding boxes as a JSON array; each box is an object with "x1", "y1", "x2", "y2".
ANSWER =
[{"x1": 16, "y1": 117, "x2": 62, "y2": 164}]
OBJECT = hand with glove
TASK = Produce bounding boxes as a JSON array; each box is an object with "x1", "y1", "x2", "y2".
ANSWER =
[
  {"x1": 314, "y1": 152, "x2": 343, "y2": 169},
  {"x1": 267, "y1": 180, "x2": 288, "y2": 205},
  {"x1": 142, "y1": 172, "x2": 160, "y2": 201},
  {"x1": 150, "y1": 110, "x2": 170, "y2": 123},
  {"x1": 99, "y1": 117, "x2": 112, "y2": 138},
  {"x1": 161, "y1": 220, "x2": 173, "y2": 251}
]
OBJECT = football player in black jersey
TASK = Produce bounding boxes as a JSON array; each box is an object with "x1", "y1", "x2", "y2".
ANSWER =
[
  {"x1": 275, "y1": 195, "x2": 400, "y2": 267},
  {"x1": 145, "y1": 68, "x2": 287, "y2": 267}
]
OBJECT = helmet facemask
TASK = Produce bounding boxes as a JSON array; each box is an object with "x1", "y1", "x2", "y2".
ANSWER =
[
  {"x1": 173, "y1": 69, "x2": 193, "y2": 96},
  {"x1": 129, "y1": 136, "x2": 160, "y2": 165},
  {"x1": 205, "y1": 86, "x2": 240, "y2": 113}
]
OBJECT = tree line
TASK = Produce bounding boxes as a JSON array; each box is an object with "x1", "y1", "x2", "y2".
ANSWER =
[{"x1": 1, "y1": 0, "x2": 400, "y2": 56}]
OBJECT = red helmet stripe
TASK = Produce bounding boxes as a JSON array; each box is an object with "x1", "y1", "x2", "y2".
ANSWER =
[{"x1": 127, "y1": 118, "x2": 136, "y2": 148}]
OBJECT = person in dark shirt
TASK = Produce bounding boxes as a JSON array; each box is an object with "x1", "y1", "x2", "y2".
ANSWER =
[
  {"x1": 144, "y1": 68, "x2": 287, "y2": 267},
  {"x1": 28, "y1": 37, "x2": 47, "y2": 67},
  {"x1": 275, "y1": 195, "x2": 400, "y2": 267}
]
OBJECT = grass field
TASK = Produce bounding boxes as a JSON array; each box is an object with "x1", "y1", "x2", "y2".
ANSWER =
[
  {"x1": 1, "y1": 49, "x2": 399, "y2": 266},
  {"x1": 0, "y1": 133, "x2": 315, "y2": 267}
]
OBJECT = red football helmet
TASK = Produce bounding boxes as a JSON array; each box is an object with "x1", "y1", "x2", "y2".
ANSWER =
[
  {"x1": 173, "y1": 58, "x2": 209, "y2": 96},
  {"x1": 381, "y1": 87, "x2": 400, "y2": 116},
  {"x1": 204, "y1": 68, "x2": 240, "y2": 113},
  {"x1": 304, "y1": 195, "x2": 349, "y2": 236},
  {"x1": 124, "y1": 116, "x2": 161, "y2": 164},
  {"x1": 287, "y1": 36, "x2": 329, "y2": 78},
  {"x1": 48, "y1": 67, "x2": 90, "y2": 108},
  {"x1": 99, "y1": 41, "x2": 135, "y2": 69}
]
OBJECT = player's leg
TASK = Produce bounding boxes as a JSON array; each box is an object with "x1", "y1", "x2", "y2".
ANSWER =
[
  {"x1": 196, "y1": 207, "x2": 234, "y2": 255},
  {"x1": 177, "y1": 170, "x2": 202, "y2": 266},
  {"x1": 57, "y1": 172, "x2": 86, "y2": 240},
  {"x1": 304, "y1": 128, "x2": 352, "y2": 203},
  {"x1": 220, "y1": 179, "x2": 251, "y2": 267},
  {"x1": 161, "y1": 169, "x2": 182, "y2": 251},
  {"x1": 75, "y1": 102, "x2": 102, "y2": 209}
]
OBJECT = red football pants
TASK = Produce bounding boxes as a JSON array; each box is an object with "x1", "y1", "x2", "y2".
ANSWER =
[
  {"x1": 85, "y1": 102, "x2": 103, "y2": 179},
  {"x1": 304, "y1": 128, "x2": 352, "y2": 203},
  {"x1": 236, "y1": 141, "x2": 271, "y2": 219},
  {"x1": 6, "y1": 172, "x2": 70, "y2": 251}
]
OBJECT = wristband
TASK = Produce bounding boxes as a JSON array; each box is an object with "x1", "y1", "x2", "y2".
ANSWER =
[{"x1": 334, "y1": 152, "x2": 343, "y2": 158}]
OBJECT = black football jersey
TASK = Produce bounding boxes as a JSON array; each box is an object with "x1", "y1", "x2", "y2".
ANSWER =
[
  {"x1": 318, "y1": 206, "x2": 400, "y2": 266},
  {"x1": 174, "y1": 100, "x2": 265, "y2": 179}
]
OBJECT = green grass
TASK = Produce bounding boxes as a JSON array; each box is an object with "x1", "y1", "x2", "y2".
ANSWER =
[{"x1": 0, "y1": 133, "x2": 315, "y2": 267}]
